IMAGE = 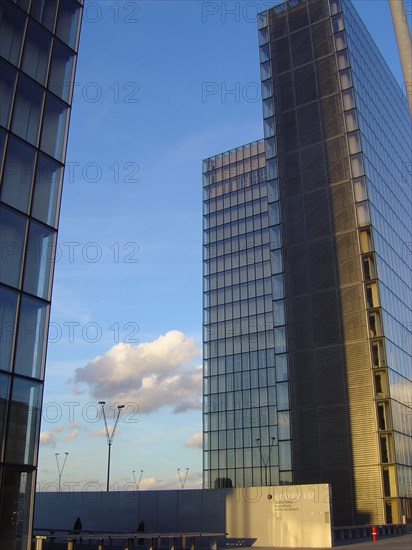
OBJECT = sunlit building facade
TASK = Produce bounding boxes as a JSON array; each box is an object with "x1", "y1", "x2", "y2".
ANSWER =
[
  {"x1": 0, "y1": 1, "x2": 83, "y2": 548},
  {"x1": 203, "y1": 0, "x2": 411, "y2": 526}
]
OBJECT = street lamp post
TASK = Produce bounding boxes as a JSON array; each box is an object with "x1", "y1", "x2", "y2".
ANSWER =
[
  {"x1": 132, "y1": 470, "x2": 144, "y2": 490},
  {"x1": 177, "y1": 468, "x2": 189, "y2": 489},
  {"x1": 98, "y1": 401, "x2": 124, "y2": 491},
  {"x1": 268, "y1": 437, "x2": 276, "y2": 485},
  {"x1": 256, "y1": 437, "x2": 276, "y2": 486},
  {"x1": 55, "y1": 452, "x2": 69, "y2": 492}
]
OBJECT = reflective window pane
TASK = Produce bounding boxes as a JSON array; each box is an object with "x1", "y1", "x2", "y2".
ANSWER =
[
  {"x1": 40, "y1": 95, "x2": 69, "y2": 160},
  {"x1": 0, "y1": 286, "x2": 18, "y2": 372},
  {"x1": 337, "y1": 49, "x2": 350, "y2": 70},
  {"x1": 21, "y1": 21, "x2": 52, "y2": 85},
  {"x1": 279, "y1": 440, "x2": 292, "y2": 470},
  {"x1": 0, "y1": 206, "x2": 27, "y2": 288},
  {"x1": 273, "y1": 299, "x2": 285, "y2": 326},
  {"x1": 31, "y1": 155, "x2": 63, "y2": 227},
  {"x1": 11, "y1": 77, "x2": 44, "y2": 145},
  {"x1": 23, "y1": 222, "x2": 56, "y2": 299},
  {"x1": 6, "y1": 378, "x2": 42, "y2": 464},
  {"x1": 14, "y1": 296, "x2": 49, "y2": 379},
  {"x1": 334, "y1": 30, "x2": 347, "y2": 51},
  {"x1": 0, "y1": 60, "x2": 17, "y2": 128},
  {"x1": 339, "y1": 68, "x2": 352, "y2": 90},
  {"x1": 13, "y1": 0, "x2": 30, "y2": 10},
  {"x1": 48, "y1": 41, "x2": 76, "y2": 103},
  {"x1": 345, "y1": 109, "x2": 359, "y2": 131},
  {"x1": 1, "y1": 136, "x2": 36, "y2": 213},
  {"x1": 342, "y1": 88, "x2": 355, "y2": 110},
  {"x1": 274, "y1": 326, "x2": 286, "y2": 353},
  {"x1": 353, "y1": 177, "x2": 368, "y2": 202},
  {"x1": 0, "y1": 373, "x2": 11, "y2": 458},
  {"x1": 0, "y1": 2, "x2": 25, "y2": 66},
  {"x1": 56, "y1": 0, "x2": 82, "y2": 50},
  {"x1": 0, "y1": 128, "x2": 6, "y2": 167},
  {"x1": 276, "y1": 354, "x2": 288, "y2": 381},
  {"x1": 0, "y1": 468, "x2": 34, "y2": 550},
  {"x1": 351, "y1": 153, "x2": 365, "y2": 177},
  {"x1": 356, "y1": 201, "x2": 371, "y2": 226},
  {"x1": 348, "y1": 130, "x2": 362, "y2": 154},
  {"x1": 272, "y1": 274, "x2": 284, "y2": 300},
  {"x1": 30, "y1": 0, "x2": 58, "y2": 32}
]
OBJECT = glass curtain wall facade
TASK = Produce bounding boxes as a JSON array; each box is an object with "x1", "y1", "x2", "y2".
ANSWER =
[
  {"x1": 203, "y1": 140, "x2": 293, "y2": 489},
  {"x1": 0, "y1": 1, "x2": 83, "y2": 548},
  {"x1": 203, "y1": 0, "x2": 411, "y2": 527}
]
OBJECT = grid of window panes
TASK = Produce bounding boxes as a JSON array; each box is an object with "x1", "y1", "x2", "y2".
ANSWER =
[
  {"x1": 258, "y1": 0, "x2": 390, "y2": 525},
  {"x1": 341, "y1": 0, "x2": 412, "y2": 520},
  {"x1": 258, "y1": 7, "x2": 292, "y2": 485},
  {"x1": 0, "y1": 1, "x2": 83, "y2": 548},
  {"x1": 203, "y1": 141, "x2": 283, "y2": 489}
]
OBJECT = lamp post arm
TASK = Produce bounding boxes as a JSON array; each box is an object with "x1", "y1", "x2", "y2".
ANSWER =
[
  {"x1": 109, "y1": 407, "x2": 123, "y2": 443},
  {"x1": 61, "y1": 453, "x2": 69, "y2": 474},
  {"x1": 101, "y1": 405, "x2": 110, "y2": 443}
]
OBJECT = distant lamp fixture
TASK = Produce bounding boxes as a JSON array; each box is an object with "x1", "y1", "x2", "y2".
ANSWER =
[
  {"x1": 55, "y1": 452, "x2": 69, "y2": 492},
  {"x1": 177, "y1": 468, "x2": 189, "y2": 489},
  {"x1": 132, "y1": 469, "x2": 144, "y2": 490},
  {"x1": 256, "y1": 437, "x2": 276, "y2": 487},
  {"x1": 99, "y1": 401, "x2": 125, "y2": 491}
]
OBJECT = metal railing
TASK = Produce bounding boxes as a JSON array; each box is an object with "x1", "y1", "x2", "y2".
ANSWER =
[
  {"x1": 33, "y1": 531, "x2": 226, "y2": 550},
  {"x1": 333, "y1": 523, "x2": 407, "y2": 541}
]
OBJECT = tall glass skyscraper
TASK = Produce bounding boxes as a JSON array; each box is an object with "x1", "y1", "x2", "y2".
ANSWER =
[
  {"x1": 203, "y1": 0, "x2": 411, "y2": 526},
  {"x1": 0, "y1": 1, "x2": 83, "y2": 548}
]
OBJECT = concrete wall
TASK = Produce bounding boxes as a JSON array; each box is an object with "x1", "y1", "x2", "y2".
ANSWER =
[
  {"x1": 34, "y1": 489, "x2": 225, "y2": 533},
  {"x1": 34, "y1": 484, "x2": 332, "y2": 548},
  {"x1": 226, "y1": 485, "x2": 332, "y2": 548}
]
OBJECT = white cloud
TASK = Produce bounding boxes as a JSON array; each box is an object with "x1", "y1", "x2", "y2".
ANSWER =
[
  {"x1": 64, "y1": 427, "x2": 80, "y2": 441},
  {"x1": 40, "y1": 422, "x2": 82, "y2": 447},
  {"x1": 72, "y1": 330, "x2": 202, "y2": 413},
  {"x1": 184, "y1": 432, "x2": 202, "y2": 448},
  {"x1": 89, "y1": 427, "x2": 108, "y2": 438},
  {"x1": 139, "y1": 470, "x2": 202, "y2": 491},
  {"x1": 39, "y1": 424, "x2": 66, "y2": 447}
]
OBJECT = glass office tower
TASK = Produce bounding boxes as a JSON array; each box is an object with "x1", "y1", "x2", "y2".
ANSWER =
[
  {"x1": 203, "y1": 0, "x2": 411, "y2": 526},
  {"x1": 0, "y1": 1, "x2": 83, "y2": 548},
  {"x1": 203, "y1": 140, "x2": 291, "y2": 490}
]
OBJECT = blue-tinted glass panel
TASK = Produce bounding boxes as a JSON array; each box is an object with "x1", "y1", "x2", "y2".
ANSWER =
[
  {"x1": 13, "y1": 296, "x2": 49, "y2": 379},
  {"x1": 56, "y1": 0, "x2": 81, "y2": 50},
  {"x1": 5, "y1": 377, "x2": 42, "y2": 464},
  {"x1": 0, "y1": 286, "x2": 18, "y2": 372},
  {"x1": 11, "y1": 76, "x2": 44, "y2": 146},
  {"x1": 0, "y1": 2, "x2": 25, "y2": 66},
  {"x1": 1, "y1": 136, "x2": 36, "y2": 213},
  {"x1": 48, "y1": 41, "x2": 76, "y2": 103},
  {"x1": 31, "y1": 155, "x2": 63, "y2": 227},
  {"x1": 21, "y1": 20, "x2": 52, "y2": 85},
  {"x1": 0, "y1": 372, "x2": 11, "y2": 459},
  {"x1": 0, "y1": 60, "x2": 17, "y2": 129},
  {"x1": 23, "y1": 222, "x2": 56, "y2": 299},
  {"x1": 30, "y1": 0, "x2": 58, "y2": 32},
  {"x1": 0, "y1": 206, "x2": 27, "y2": 289},
  {"x1": 40, "y1": 95, "x2": 69, "y2": 161}
]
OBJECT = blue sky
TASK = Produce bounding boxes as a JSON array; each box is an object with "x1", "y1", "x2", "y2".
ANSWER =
[{"x1": 38, "y1": 0, "x2": 408, "y2": 492}]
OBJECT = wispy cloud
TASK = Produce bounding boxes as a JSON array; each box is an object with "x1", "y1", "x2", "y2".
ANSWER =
[
  {"x1": 139, "y1": 470, "x2": 202, "y2": 490},
  {"x1": 184, "y1": 432, "x2": 202, "y2": 449},
  {"x1": 40, "y1": 423, "x2": 80, "y2": 447},
  {"x1": 40, "y1": 426, "x2": 63, "y2": 447}
]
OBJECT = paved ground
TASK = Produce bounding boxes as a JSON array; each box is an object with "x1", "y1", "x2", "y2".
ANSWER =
[
  {"x1": 225, "y1": 533, "x2": 412, "y2": 550},
  {"x1": 39, "y1": 533, "x2": 412, "y2": 549},
  {"x1": 334, "y1": 533, "x2": 412, "y2": 549}
]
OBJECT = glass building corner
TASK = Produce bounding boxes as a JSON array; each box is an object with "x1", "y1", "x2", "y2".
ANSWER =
[{"x1": 0, "y1": 1, "x2": 83, "y2": 548}]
